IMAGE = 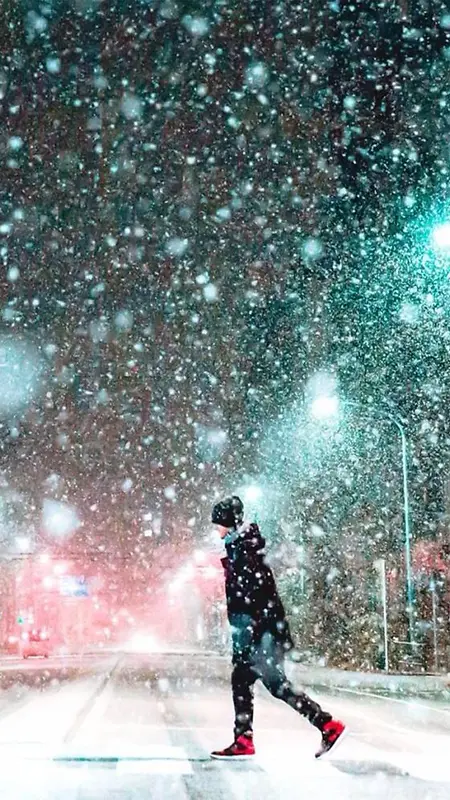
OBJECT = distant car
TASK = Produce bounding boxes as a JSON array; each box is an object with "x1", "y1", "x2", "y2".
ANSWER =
[{"x1": 20, "y1": 629, "x2": 51, "y2": 659}]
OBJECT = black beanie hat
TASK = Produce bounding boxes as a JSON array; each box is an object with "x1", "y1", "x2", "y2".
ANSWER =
[{"x1": 211, "y1": 496, "x2": 244, "y2": 528}]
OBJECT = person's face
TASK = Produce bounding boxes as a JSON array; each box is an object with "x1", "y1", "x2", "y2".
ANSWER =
[{"x1": 216, "y1": 524, "x2": 229, "y2": 539}]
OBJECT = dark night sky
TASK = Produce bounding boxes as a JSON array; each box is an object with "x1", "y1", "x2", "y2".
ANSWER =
[{"x1": 0, "y1": 0, "x2": 449, "y2": 554}]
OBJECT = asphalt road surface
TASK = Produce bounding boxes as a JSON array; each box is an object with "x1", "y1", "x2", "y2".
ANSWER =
[{"x1": 0, "y1": 652, "x2": 448, "y2": 799}]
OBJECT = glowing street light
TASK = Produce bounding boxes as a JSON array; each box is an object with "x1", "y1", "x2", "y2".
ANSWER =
[
  {"x1": 431, "y1": 222, "x2": 450, "y2": 251},
  {"x1": 243, "y1": 484, "x2": 263, "y2": 504},
  {"x1": 307, "y1": 371, "x2": 340, "y2": 426},
  {"x1": 310, "y1": 394, "x2": 416, "y2": 656},
  {"x1": 310, "y1": 394, "x2": 340, "y2": 421},
  {"x1": 240, "y1": 484, "x2": 264, "y2": 525}
]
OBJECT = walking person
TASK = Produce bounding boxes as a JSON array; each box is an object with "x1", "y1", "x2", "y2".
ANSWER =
[{"x1": 210, "y1": 496, "x2": 346, "y2": 760}]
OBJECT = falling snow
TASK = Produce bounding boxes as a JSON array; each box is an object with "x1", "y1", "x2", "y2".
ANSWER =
[
  {"x1": 0, "y1": 0, "x2": 445, "y2": 699},
  {"x1": 244, "y1": 62, "x2": 270, "y2": 89},
  {"x1": 42, "y1": 499, "x2": 81, "y2": 539},
  {"x1": 182, "y1": 16, "x2": 210, "y2": 38}
]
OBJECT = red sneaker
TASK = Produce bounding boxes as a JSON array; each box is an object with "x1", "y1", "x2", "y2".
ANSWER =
[
  {"x1": 315, "y1": 720, "x2": 347, "y2": 759},
  {"x1": 211, "y1": 734, "x2": 255, "y2": 760}
]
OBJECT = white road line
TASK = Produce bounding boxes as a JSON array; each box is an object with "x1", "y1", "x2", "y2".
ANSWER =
[
  {"x1": 0, "y1": 679, "x2": 101, "y2": 745},
  {"x1": 58, "y1": 744, "x2": 192, "y2": 760},
  {"x1": 67, "y1": 672, "x2": 116, "y2": 741},
  {"x1": 117, "y1": 759, "x2": 193, "y2": 775}
]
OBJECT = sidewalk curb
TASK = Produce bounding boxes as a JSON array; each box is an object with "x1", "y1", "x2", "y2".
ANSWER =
[{"x1": 286, "y1": 663, "x2": 450, "y2": 697}]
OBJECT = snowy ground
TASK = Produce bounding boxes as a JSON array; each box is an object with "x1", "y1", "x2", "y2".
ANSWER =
[{"x1": 0, "y1": 653, "x2": 448, "y2": 799}]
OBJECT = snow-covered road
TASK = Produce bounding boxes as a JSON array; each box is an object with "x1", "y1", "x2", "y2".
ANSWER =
[{"x1": 0, "y1": 653, "x2": 448, "y2": 799}]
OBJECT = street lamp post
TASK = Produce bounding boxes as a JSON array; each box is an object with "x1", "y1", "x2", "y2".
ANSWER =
[
  {"x1": 310, "y1": 396, "x2": 416, "y2": 654},
  {"x1": 385, "y1": 414, "x2": 416, "y2": 655}
]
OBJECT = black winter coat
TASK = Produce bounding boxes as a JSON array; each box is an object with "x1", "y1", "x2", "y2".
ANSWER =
[{"x1": 220, "y1": 522, "x2": 293, "y2": 649}]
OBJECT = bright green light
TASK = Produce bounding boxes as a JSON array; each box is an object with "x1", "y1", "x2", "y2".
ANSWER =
[
  {"x1": 310, "y1": 395, "x2": 339, "y2": 420},
  {"x1": 431, "y1": 222, "x2": 450, "y2": 250}
]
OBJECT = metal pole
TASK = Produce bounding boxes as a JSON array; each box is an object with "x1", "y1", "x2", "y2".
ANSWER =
[
  {"x1": 389, "y1": 418, "x2": 415, "y2": 654},
  {"x1": 300, "y1": 567, "x2": 306, "y2": 598},
  {"x1": 375, "y1": 558, "x2": 389, "y2": 672},
  {"x1": 381, "y1": 559, "x2": 389, "y2": 673},
  {"x1": 430, "y1": 578, "x2": 439, "y2": 672},
  {"x1": 349, "y1": 405, "x2": 416, "y2": 654},
  {"x1": 317, "y1": 400, "x2": 416, "y2": 655}
]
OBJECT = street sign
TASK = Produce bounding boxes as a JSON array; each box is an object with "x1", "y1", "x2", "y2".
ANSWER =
[{"x1": 60, "y1": 576, "x2": 89, "y2": 597}]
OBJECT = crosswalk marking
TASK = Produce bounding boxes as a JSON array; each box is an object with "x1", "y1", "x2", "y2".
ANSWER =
[
  {"x1": 0, "y1": 740, "x2": 449, "y2": 783},
  {"x1": 321, "y1": 736, "x2": 450, "y2": 784},
  {"x1": 378, "y1": 752, "x2": 450, "y2": 783},
  {"x1": 246, "y1": 733, "x2": 450, "y2": 784},
  {"x1": 254, "y1": 753, "x2": 340, "y2": 779}
]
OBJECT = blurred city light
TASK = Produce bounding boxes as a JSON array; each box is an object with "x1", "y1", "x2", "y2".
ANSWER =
[
  {"x1": 181, "y1": 563, "x2": 195, "y2": 580},
  {"x1": 168, "y1": 561, "x2": 195, "y2": 593},
  {"x1": 431, "y1": 222, "x2": 450, "y2": 251},
  {"x1": 127, "y1": 633, "x2": 161, "y2": 653},
  {"x1": 15, "y1": 536, "x2": 30, "y2": 552},
  {"x1": 0, "y1": 336, "x2": 45, "y2": 417},
  {"x1": 202, "y1": 565, "x2": 219, "y2": 580}
]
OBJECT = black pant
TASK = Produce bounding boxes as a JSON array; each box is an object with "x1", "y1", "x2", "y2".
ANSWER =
[{"x1": 230, "y1": 615, "x2": 331, "y2": 739}]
